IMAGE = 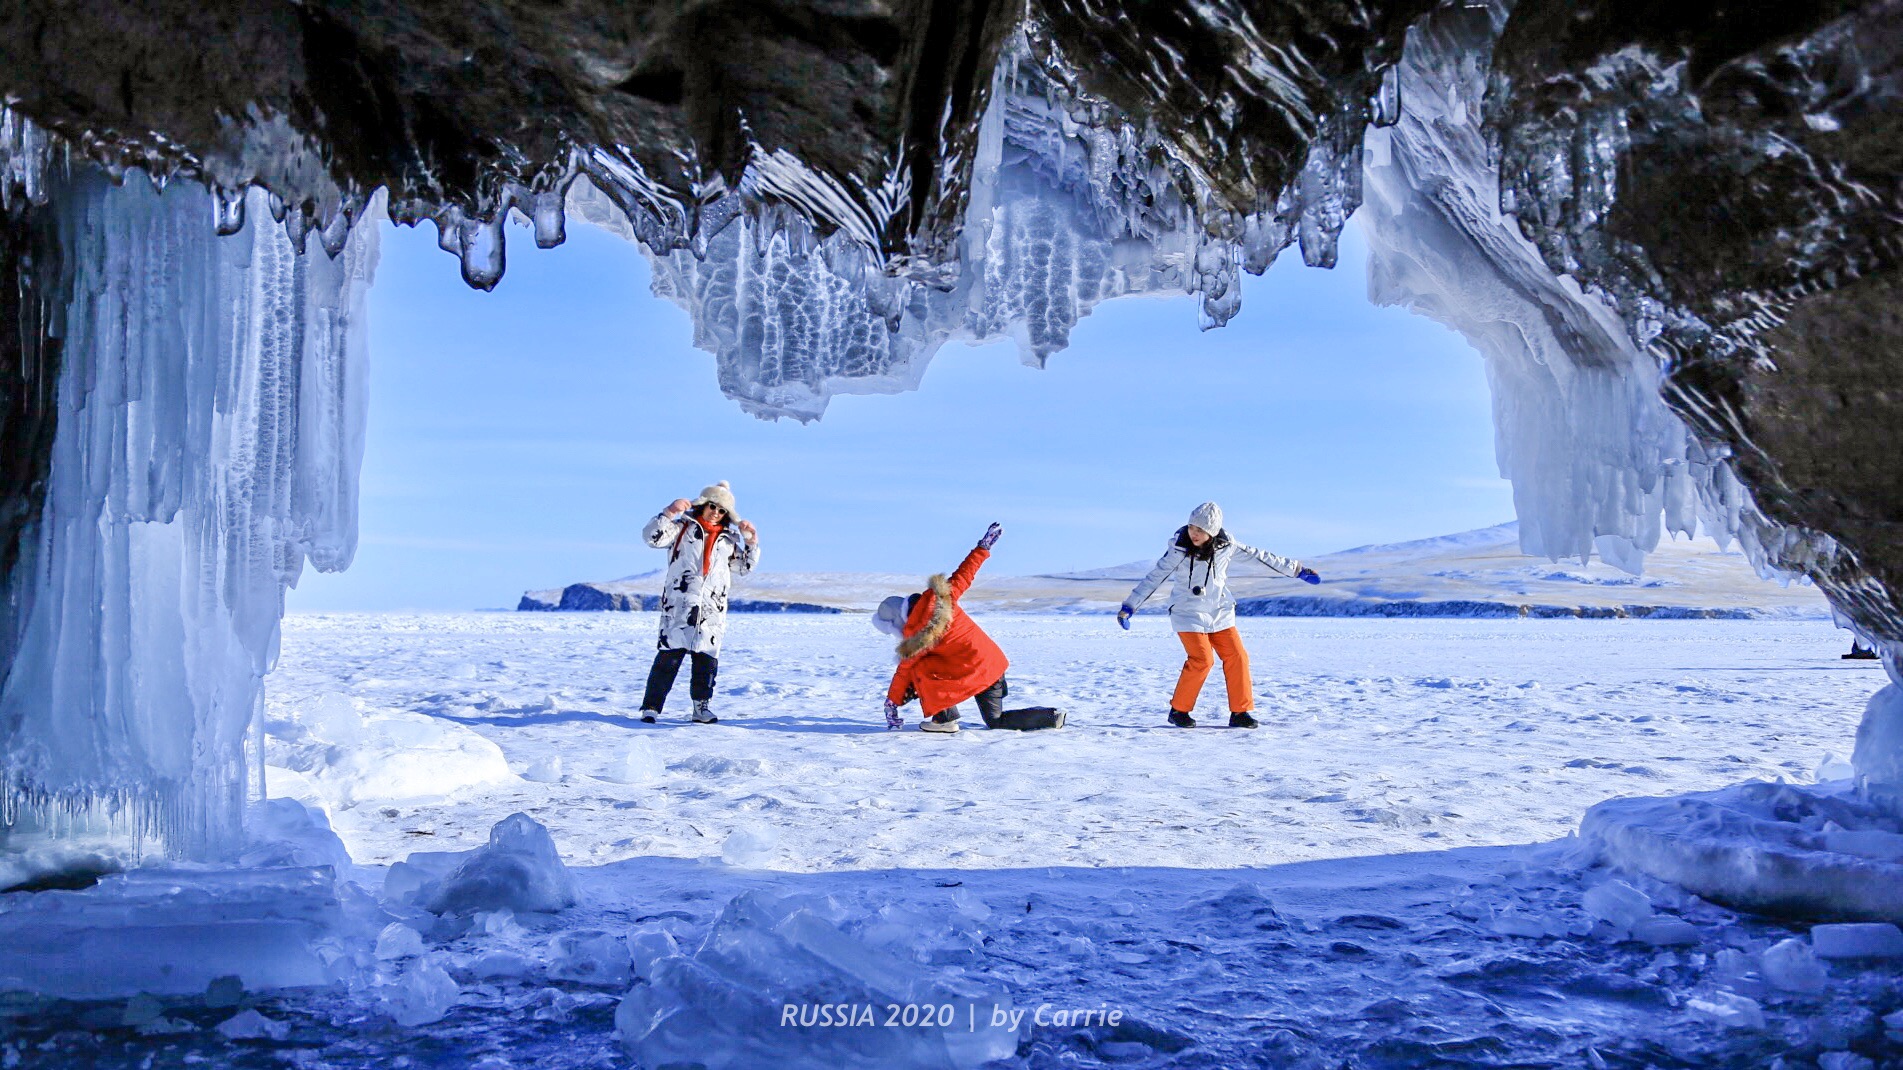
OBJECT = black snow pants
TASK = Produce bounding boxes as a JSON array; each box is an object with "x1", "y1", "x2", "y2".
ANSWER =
[
  {"x1": 642, "y1": 647, "x2": 717, "y2": 711},
  {"x1": 939, "y1": 677, "x2": 1061, "y2": 730}
]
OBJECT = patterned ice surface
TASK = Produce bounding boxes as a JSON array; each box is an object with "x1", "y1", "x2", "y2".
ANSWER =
[{"x1": 0, "y1": 168, "x2": 378, "y2": 860}]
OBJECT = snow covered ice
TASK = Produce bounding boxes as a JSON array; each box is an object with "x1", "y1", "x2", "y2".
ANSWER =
[{"x1": 0, "y1": 609, "x2": 1838, "y2": 1066}]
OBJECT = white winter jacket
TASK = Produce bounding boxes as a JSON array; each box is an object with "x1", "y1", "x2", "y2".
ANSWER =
[
  {"x1": 1125, "y1": 527, "x2": 1303, "y2": 633},
  {"x1": 641, "y1": 511, "x2": 759, "y2": 655}
]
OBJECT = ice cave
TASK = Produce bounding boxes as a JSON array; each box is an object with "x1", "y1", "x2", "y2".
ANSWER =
[{"x1": 0, "y1": 0, "x2": 1901, "y2": 1065}]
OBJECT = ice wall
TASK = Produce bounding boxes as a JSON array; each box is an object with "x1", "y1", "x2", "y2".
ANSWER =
[
  {"x1": 0, "y1": 164, "x2": 377, "y2": 862},
  {"x1": 1357, "y1": 1, "x2": 1767, "y2": 575}
]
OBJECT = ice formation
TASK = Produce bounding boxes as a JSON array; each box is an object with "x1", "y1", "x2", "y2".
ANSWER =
[
  {"x1": 421, "y1": 812, "x2": 577, "y2": 916},
  {"x1": 1353, "y1": 0, "x2": 1789, "y2": 582},
  {"x1": 616, "y1": 890, "x2": 1019, "y2": 1070},
  {"x1": 266, "y1": 695, "x2": 515, "y2": 808},
  {"x1": 573, "y1": 34, "x2": 1347, "y2": 422},
  {"x1": 0, "y1": 154, "x2": 378, "y2": 864},
  {"x1": 0, "y1": 864, "x2": 344, "y2": 997}
]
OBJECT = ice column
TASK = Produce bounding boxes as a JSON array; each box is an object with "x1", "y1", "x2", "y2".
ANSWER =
[
  {"x1": 0, "y1": 169, "x2": 377, "y2": 860},
  {"x1": 1359, "y1": 2, "x2": 1732, "y2": 573}
]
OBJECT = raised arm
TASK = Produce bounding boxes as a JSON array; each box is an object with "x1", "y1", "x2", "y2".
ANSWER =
[
  {"x1": 945, "y1": 545, "x2": 991, "y2": 601},
  {"x1": 730, "y1": 523, "x2": 760, "y2": 576},
  {"x1": 641, "y1": 504, "x2": 689, "y2": 548}
]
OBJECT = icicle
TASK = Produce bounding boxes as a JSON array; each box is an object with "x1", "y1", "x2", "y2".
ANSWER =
[
  {"x1": 457, "y1": 211, "x2": 507, "y2": 291},
  {"x1": 284, "y1": 207, "x2": 312, "y2": 255},
  {"x1": 211, "y1": 184, "x2": 248, "y2": 236},
  {"x1": 530, "y1": 188, "x2": 566, "y2": 249},
  {"x1": 317, "y1": 190, "x2": 362, "y2": 258},
  {"x1": 1373, "y1": 64, "x2": 1402, "y2": 127},
  {"x1": 435, "y1": 205, "x2": 464, "y2": 254}
]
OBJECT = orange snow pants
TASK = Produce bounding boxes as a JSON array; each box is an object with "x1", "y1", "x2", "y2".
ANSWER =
[{"x1": 1171, "y1": 628, "x2": 1255, "y2": 714}]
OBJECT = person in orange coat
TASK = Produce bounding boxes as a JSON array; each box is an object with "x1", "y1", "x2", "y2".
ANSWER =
[{"x1": 874, "y1": 523, "x2": 1011, "y2": 734}]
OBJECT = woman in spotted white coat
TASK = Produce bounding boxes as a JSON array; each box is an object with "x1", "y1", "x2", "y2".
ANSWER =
[{"x1": 637, "y1": 481, "x2": 759, "y2": 724}]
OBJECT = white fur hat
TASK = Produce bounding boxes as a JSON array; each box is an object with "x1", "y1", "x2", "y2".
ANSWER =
[
  {"x1": 1188, "y1": 501, "x2": 1223, "y2": 534},
  {"x1": 694, "y1": 480, "x2": 737, "y2": 516},
  {"x1": 873, "y1": 595, "x2": 910, "y2": 637}
]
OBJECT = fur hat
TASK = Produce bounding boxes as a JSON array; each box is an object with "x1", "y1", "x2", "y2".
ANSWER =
[
  {"x1": 873, "y1": 595, "x2": 910, "y2": 638},
  {"x1": 693, "y1": 480, "x2": 737, "y2": 516},
  {"x1": 1187, "y1": 501, "x2": 1223, "y2": 534}
]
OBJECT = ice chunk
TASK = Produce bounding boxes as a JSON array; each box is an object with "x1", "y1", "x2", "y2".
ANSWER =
[
  {"x1": 626, "y1": 928, "x2": 681, "y2": 981},
  {"x1": 722, "y1": 826, "x2": 780, "y2": 868},
  {"x1": 378, "y1": 954, "x2": 460, "y2": 1026},
  {"x1": 317, "y1": 712, "x2": 515, "y2": 806},
  {"x1": 1582, "y1": 783, "x2": 1903, "y2": 921},
  {"x1": 1631, "y1": 916, "x2": 1699, "y2": 946},
  {"x1": 617, "y1": 891, "x2": 1018, "y2": 1069},
  {"x1": 215, "y1": 1009, "x2": 290, "y2": 1041},
  {"x1": 1810, "y1": 923, "x2": 1903, "y2": 960},
  {"x1": 547, "y1": 930, "x2": 632, "y2": 987},
  {"x1": 0, "y1": 866, "x2": 342, "y2": 998},
  {"x1": 523, "y1": 755, "x2": 564, "y2": 783},
  {"x1": 1817, "y1": 752, "x2": 1856, "y2": 783},
  {"x1": 304, "y1": 692, "x2": 367, "y2": 746},
  {"x1": 239, "y1": 798, "x2": 353, "y2": 876},
  {"x1": 376, "y1": 922, "x2": 426, "y2": 961},
  {"x1": 474, "y1": 908, "x2": 531, "y2": 940},
  {"x1": 1685, "y1": 991, "x2": 1764, "y2": 1031},
  {"x1": 607, "y1": 742, "x2": 665, "y2": 785},
  {"x1": 425, "y1": 813, "x2": 577, "y2": 915},
  {"x1": 466, "y1": 950, "x2": 534, "y2": 979},
  {"x1": 1490, "y1": 911, "x2": 1549, "y2": 938},
  {"x1": 1819, "y1": 1054, "x2": 1876, "y2": 1070},
  {"x1": 1760, "y1": 938, "x2": 1828, "y2": 992},
  {"x1": 384, "y1": 849, "x2": 472, "y2": 908},
  {"x1": 1582, "y1": 880, "x2": 1653, "y2": 929}
]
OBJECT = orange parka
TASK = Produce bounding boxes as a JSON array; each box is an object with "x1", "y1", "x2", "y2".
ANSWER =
[{"x1": 885, "y1": 547, "x2": 1009, "y2": 715}]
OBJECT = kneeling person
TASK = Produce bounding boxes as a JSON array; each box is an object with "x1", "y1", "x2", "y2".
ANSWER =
[{"x1": 874, "y1": 524, "x2": 1062, "y2": 733}]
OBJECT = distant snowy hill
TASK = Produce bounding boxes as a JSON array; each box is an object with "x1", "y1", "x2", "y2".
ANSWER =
[{"x1": 520, "y1": 522, "x2": 1829, "y2": 618}]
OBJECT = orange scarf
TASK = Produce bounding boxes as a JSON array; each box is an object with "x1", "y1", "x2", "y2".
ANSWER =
[{"x1": 692, "y1": 513, "x2": 726, "y2": 576}]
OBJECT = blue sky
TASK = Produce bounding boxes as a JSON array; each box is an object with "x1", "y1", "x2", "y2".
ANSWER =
[{"x1": 288, "y1": 213, "x2": 1514, "y2": 611}]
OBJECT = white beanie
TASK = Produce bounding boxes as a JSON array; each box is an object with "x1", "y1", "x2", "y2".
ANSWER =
[
  {"x1": 1188, "y1": 501, "x2": 1223, "y2": 534},
  {"x1": 873, "y1": 595, "x2": 910, "y2": 637},
  {"x1": 694, "y1": 480, "x2": 737, "y2": 516}
]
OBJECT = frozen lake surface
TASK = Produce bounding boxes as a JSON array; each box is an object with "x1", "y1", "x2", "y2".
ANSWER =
[
  {"x1": 271, "y1": 613, "x2": 1869, "y2": 874},
  {"x1": 13, "y1": 613, "x2": 1900, "y2": 1068}
]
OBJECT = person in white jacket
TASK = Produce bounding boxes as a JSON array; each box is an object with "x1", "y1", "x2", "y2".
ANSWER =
[
  {"x1": 637, "y1": 480, "x2": 759, "y2": 724},
  {"x1": 1117, "y1": 501, "x2": 1319, "y2": 728}
]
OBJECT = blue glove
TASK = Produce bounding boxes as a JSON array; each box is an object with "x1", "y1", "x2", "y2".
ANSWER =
[
  {"x1": 1116, "y1": 604, "x2": 1134, "y2": 630},
  {"x1": 977, "y1": 522, "x2": 1002, "y2": 550},
  {"x1": 1297, "y1": 566, "x2": 1320, "y2": 585},
  {"x1": 883, "y1": 700, "x2": 903, "y2": 730}
]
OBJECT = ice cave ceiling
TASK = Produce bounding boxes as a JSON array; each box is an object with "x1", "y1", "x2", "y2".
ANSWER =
[{"x1": 0, "y1": 1, "x2": 1899, "y2": 677}]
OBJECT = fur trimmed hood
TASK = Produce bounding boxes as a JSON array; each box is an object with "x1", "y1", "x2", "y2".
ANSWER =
[{"x1": 896, "y1": 573, "x2": 955, "y2": 660}]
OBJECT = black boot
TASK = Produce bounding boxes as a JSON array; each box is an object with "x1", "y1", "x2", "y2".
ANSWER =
[
  {"x1": 639, "y1": 709, "x2": 658, "y2": 723},
  {"x1": 1228, "y1": 711, "x2": 1258, "y2": 729},
  {"x1": 1167, "y1": 709, "x2": 1196, "y2": 728}
]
